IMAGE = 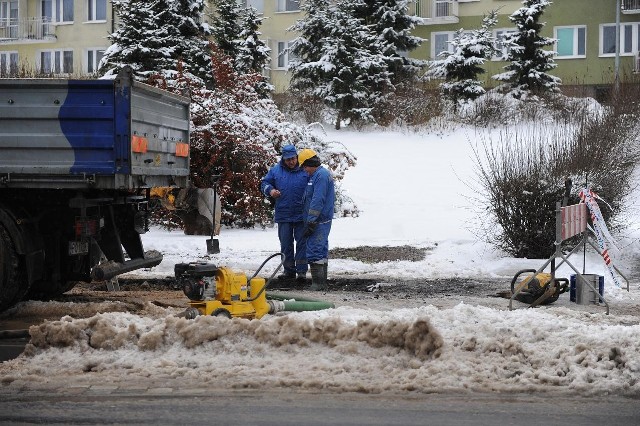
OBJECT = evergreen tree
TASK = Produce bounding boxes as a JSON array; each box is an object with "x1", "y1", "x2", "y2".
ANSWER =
[
  {"x1": 209, "y1": 0, "x2": 243, "y2": 61},
  {"x1": 99, "y1": 0, "x2": 165, "y2": 79},
  {"x1": 311, "y1": 1, "x2": 392, "y2": 129},
  {"x1": 288, "y1": 0, "x2": 332, "y2": 94},
  {"x1": 235, "y1": 7, "x2": 272, "y2": 96},
  {"x1": 353, "y1": 0, "x2": 424, "y2": 84},
  {"x1": 236, "y1": 7, "x2": 271, "y2": 75},
  {"x1": 166, "y1": 0, "x2": 213, "y2": 86},
  {"x1": 427, "y1": 11, "x2": 498, "y2": 104},
  {"x1": 100, "y1": 0, "x2": 212, "y2": 86},
  {"x1": 493, "y1": 0, "x2": 560, "y2": 98}
]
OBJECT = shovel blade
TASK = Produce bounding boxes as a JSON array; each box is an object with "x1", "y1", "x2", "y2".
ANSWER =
[{"x1": 206, "y1": 238, "x2": 220, "y2": 254}]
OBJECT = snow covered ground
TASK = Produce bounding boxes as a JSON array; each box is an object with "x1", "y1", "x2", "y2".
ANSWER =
[{"x1": 1, "y1": 126, "x2": 639, "y2": 396}]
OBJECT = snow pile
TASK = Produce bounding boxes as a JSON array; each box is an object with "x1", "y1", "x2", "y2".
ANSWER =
[{"x1": 2, "y1": 305, "x2": 638, "y2": 396}]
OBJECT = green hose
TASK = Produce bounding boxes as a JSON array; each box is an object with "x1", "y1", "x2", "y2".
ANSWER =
[
  {"x1": 267, "y1": 292, "x2": 330, "y2": 303},
  {"x1": 281, "y1": 300, "x2": 335, "y2": 311},
  {"x1": 266, "y1": 292, "x2": 335, "y2": 311}
]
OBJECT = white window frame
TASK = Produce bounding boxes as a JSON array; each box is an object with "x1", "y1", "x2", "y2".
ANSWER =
[
  {"x1": 554, "y1": 25, "x2": 586, "y2": 59},
  {"x1": 274, "y1": 40, "x2": 299, "y2": 70},
  {"x1": 276, "y1": 0, "x2": 299, "y2": 13},
  {"x1": 600, "y1": 22, "x2": 640, "y2": 57},
  {"x1": 492, "y1": 28, "x2": 517, "y2": 61},
  {"x1": 86, "y1": 0, "x2": 106, "y2": 22},
  {"x1": 85, "y1": 47, "x2": 105, "y2": 73},
  {"x1": 38, "y1": 48, "x2": 73, "y2": 74},
  {"x1": 430, "y1": 31, "x2": 455, "y2": 59},
  {"x1": 41, "y1": 0, "x2": 74, "y2": 24},
  {"x1": 0, "y1": 0, "x2": 18, "y2": 24},
  {"x1": 0, "y1": 50, "x2": 18, "y2": 76}
]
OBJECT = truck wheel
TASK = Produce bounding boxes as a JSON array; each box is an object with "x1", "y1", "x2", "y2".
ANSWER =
[{"x1": 0, "y1": 224, "x2": 28, "y2": 311}]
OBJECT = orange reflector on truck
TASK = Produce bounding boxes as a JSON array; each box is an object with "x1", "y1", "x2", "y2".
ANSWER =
[
  {"x1": 176, "y1": 143, "x2": 189, "y2": 157},
  {"x1": 132, "y1": 136, "x2": 148, "y2": 153}
]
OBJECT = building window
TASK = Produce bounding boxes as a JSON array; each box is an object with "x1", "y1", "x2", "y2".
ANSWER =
[
  {"x1": 40, "y1": 49, "x2": 73, "y2": 74},
  {"x1": 276, "y1": 41, "x2": 297, "y2": 69},
  {"x1": 276, "y1": 0, "x2": 298, "y2": 12},
  {"x1": 431, "y1": 31, "x2": 454, "y2": 58},
  {"x1": 87, "y1": 0, "x2": 106, "y2": 21},
  {"x1": 555, "y1": 26, "x2": 586, "y2": 58},
  {"x1": 493, "y1": 28, "x2": 517, "y2": 60},
  {"x1": 0, "y1": 1, "x2": 18, "y2": 25},
  {"x1": 600, "y1": 23, "x2": 640, "y2": 56},
  {"x1": 42, "y1": 0, "x2": 73, "y2": 23},
  {"x1": 86, "y1": 48, "x2": 104, "y2": 73},
  {"x1": 244, "y1": 0, "x2": 263, "y2": 13},
  {"x1": 0, "y1": 51, "x2": 18, "y2": 77}
]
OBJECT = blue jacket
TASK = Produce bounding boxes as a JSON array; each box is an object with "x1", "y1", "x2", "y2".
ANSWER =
[
  {"x1": 261, "y1": 152, "x2": 308, "y2": 223},
  {"x1": 303, "y1": 166, "x2": 335, "y2": 224}
]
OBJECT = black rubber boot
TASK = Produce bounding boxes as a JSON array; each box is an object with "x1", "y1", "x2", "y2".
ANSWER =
[
  {"x1": 309, "y1": 263, "x2": 327, "y2": 291},
  {"x1": 277, "y1": 272, "x2": 295, "y2": 280}
]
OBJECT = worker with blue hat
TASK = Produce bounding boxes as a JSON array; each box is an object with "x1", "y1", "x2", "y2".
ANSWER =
[{"x1": 261, "y1": 145, "x2": 309, "y2": 281}]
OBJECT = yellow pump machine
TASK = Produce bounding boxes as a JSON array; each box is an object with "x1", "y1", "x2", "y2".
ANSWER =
[{"x1": 175, "y1": 254, "x2": 334, "y2": 319}]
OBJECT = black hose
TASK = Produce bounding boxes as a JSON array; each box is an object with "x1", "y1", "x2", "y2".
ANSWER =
[{"x1": 246, "y1": 252, "x2": 285, "y2": 302}]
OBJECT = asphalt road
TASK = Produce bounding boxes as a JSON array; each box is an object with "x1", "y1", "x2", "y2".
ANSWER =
[{"x1": 0, "y1": 389, "x2": 638, "y2": 425}]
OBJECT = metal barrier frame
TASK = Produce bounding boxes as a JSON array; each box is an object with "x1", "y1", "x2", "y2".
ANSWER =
[{"x1": 509, "y1": 201, "x2": 630, "y2": 315}]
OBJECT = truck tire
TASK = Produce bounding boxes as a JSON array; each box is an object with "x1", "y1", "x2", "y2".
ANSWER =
[{"x1": 0, "y1": 224, "x2": 28, "y2": 311}]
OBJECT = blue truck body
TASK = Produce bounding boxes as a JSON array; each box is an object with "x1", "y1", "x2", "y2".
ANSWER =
[
  {"x1": 0, "y1": 69, "x2": 190, "y2": 188},
  {"x1": 0, "y1": 68, "x2": 192, "y2": 311}
]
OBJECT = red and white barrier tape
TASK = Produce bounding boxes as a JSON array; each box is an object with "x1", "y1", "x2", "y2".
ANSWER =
[{"x1": 578, "y1": 187, "x2": 622, "y2": 288}]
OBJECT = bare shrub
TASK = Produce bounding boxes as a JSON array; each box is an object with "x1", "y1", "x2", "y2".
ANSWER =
[
  {"x1": 274, "y1": 91, "x2": 327, "y2": 124},
  {"x1": 457, "y1": 92, "x2": 517, "y2": 126},
  {"x1": 473, "y1": 109, "x2": 640, "y2": 258},
  {"x1": 371, "y1": 83, "x2": 444, "y2": 127}
]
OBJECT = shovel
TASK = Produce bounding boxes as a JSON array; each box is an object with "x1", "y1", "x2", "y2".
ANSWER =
[{"x1": 206, "y1": 175, "x2": 221, "y2": 254}]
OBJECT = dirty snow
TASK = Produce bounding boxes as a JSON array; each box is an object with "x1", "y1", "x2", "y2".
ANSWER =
[{"x1": 1, "y1": 126, "x2": 640, "y2": 396}]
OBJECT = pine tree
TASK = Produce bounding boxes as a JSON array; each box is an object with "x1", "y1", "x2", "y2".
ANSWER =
[
  {"x1": 288, "y1": 0, "x2": 332, "y2": 94},
  {"x1": 100, "y1": 0, "x2": 212, "y2": 86},
  {"x1": 209, "y1": 0, "x2": 243, "y2": 61},
  {"x1": 99, "y1": 0, "x2": 165, "y2": 79},
  {"x1": 427, "y1": 11, "x2": 498, "y2": 104},
  {"x1": 235, "y1": 7, "x2": 272, "y2": 96},
  {"x1": 312, "y1": 1, "x2": 392, "y2": 129},
  {"x1": 353, "y1": 0, "x2": 424, "y2": 84},
  {"x1": 166, "y1": 0, "x2": 213, "y2": 86},
  {"x1": 236, "y1": 7, "x2": 270, "y2": 75},
  {"x1": 493, "y1": 0, "x2": 560, "y2": 98}
]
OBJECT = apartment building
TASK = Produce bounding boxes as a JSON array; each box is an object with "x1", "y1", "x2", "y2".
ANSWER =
[
  {"x1": 1, "y1": 0, "x2": 639, "y2": 95},
  {"x1": 0, "y1": 0, "x2": 111, "y2": 76}
]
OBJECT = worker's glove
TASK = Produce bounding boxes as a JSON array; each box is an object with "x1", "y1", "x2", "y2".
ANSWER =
[{"x1": 303, "y1": 222, "x2": 317, "y2": 237}]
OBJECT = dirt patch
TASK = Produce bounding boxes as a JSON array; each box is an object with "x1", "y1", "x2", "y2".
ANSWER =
[{"x1": 329, "y1": 245, "x2": 431, "y2": 263}]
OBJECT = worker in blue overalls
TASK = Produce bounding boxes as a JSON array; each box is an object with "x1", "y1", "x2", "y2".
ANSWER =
[
  {"x1": 261, "y1": 145, "x2": 309, "y2": 281},
  {"x1": 298, "y1": 149, "x2": 335, "y2": 291}
]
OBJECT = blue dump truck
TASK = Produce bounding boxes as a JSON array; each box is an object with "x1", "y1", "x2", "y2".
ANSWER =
[{"x1": 0, "y1": 68, "x2": 191, "y2": 311}]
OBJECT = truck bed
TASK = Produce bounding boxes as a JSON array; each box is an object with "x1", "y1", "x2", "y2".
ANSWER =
[{"x1": 0, "y1": 69, "x2": 190, "y2": 189}]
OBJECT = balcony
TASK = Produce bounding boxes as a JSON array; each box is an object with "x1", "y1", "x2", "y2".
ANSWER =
[
  {"x1": 411, "y1": 0, "x2": 459, "y2": 25},
  {"x1": 622, "y1": 0, "x2": 640, "y2": 13},
  {"x1": 0, "y1": 18, "x2": 56, "y2": 43}
]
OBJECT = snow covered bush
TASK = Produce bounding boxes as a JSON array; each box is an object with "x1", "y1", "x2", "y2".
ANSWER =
[{"x1": 472, "y1": 108, "x2": 640, "y2": 258}]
